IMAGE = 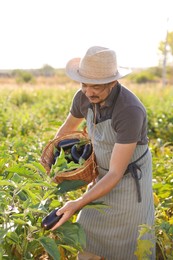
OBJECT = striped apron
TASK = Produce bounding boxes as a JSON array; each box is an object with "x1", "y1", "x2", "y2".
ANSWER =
[{"x1": 77, "y1": 108, "x2": 155, "y2": 260}]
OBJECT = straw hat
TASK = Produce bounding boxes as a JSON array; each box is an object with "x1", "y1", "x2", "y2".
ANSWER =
[{"x1": 65, "y1": 46, "x2": 131, "y2": 84}]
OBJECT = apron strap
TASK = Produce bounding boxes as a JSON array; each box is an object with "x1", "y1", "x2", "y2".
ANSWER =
[
  {"x1": 124, "y1": 148, "x2": 149, "y2": 203},
  {"x1": 125, "y1": 163, "x2": 142, "y2": 202},
  {"x1": 99, "y1": 148, "x2": 149, "y2": 203}
]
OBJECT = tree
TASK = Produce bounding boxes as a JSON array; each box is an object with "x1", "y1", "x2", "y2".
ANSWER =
[
  {"x1": 158, "y1": 31, "x2": 173, "y2": 87},
  {"x1": 40, "y1": 64, "x2": 55, "y2": 77},
  {"x1": 159, "y1": 31, "x2": 173, "y2": 64}
]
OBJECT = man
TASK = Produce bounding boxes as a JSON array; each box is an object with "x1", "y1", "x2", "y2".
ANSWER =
[{"x1": 51, "y1": 46, "x2": 155, "y2": 259}]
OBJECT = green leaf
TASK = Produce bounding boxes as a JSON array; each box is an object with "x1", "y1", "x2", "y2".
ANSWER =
[
  {"x1": 13, "y1": 219, "x2": 27, "y2": 225},
  {"x1": 18, "y1": 190, "x2": 28, "y2": 201},
  {"x1": 169, "y1": 217, "x2": 173, "y2": 225},
  {"x1": 12, "y1": 213, "x2": 25, "y2": 218},
  {"x1": 138, "y1": 224, "x2": 153, "y2": 239},
  {"x1": 0, "y1": 228, "x2": 8, "y2": 241},
  {"x1": 0, "y1": 159, "x2": 6, "y2": 171},
  {"x1": 6, "y1": 231, "x2": 19, "y2": 243},
  {"x1": 134, "y1": 239, "x2": 154, "y2": 260},
  {"x1": 42, "y1": 189, "x2": 58, "y2": 200},
  {"x1": 55, "y1": 149, "x2": 67, "y2": 167},
  {"x1": 57, "y1": 222, "x2": 86, "y2": 250},
  {"x1": 38, "y1": 236, "x2": 60, "y2": 260},
  {"x1": 0, "y1": 180, "x2": 16, "y2": 187},
  {"x1": 11, "y1": 173, "x2": 23, "y2": 183},
  {"x1": 24, "y1": 162, "x2": 47, "y2": 174},
  {"x1": 84, "y1": 201, "x2": 110, "y2": 213},
  {"x1": 62, "y1": 161, "x2": 81, "y2": 171},
  {"x1": 22, "y1": 188, "x2": 40, "y2": 203},
  {"x1": 50, "y1": 149, "x2": 67, "y2": 176},
  {"x1": 56, "y1": 180, "x2": 87, "y2": 194},
  {"x1": 59, "y1": 244, "x2": 78, "y2": 254},
  {"x1": 159, "y1": 191, "x2": 171, "y2": 199},
  {"x1": 7, "y1": 164, "x2": 35, "y2": 179},
  {"x1": 23, "y1": 181, "x2": 51, "y2": 189}
]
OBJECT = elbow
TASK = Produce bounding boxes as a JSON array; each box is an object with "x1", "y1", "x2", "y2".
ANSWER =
[{"x1": 107, "y1": 170, "x2": 124, "y2": 185}]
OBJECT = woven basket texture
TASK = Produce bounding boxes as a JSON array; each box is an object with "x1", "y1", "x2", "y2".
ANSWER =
[{"x1": 41, "y1": 131, "x2": 98, "y2": 184}]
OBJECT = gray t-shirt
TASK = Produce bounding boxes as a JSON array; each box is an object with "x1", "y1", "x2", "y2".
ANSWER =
[{"x1": 70, "y1": 82, "x2": 148, "y2": 145}]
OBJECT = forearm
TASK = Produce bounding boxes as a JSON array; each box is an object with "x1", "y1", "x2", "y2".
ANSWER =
[
  {"x1": 54, "y1": 113, "x2": 84, "y2": 138},
  {"x1": 54, "y1": 122, "x2": 73, "y2": 137}
]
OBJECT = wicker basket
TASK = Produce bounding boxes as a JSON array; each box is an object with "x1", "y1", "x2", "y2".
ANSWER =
[{"x1": 40, "y1": 130, "x2": 98, "y2": 184}]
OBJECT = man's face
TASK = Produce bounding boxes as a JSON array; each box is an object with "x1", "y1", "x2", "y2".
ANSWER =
[{"x1": 81, "y1": 83, "x2": 113, "y2": 104}]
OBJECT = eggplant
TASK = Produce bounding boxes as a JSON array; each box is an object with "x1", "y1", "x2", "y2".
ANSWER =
[
  {"x1": 53, "y1": 150, "x2": 60, "y2": 164},
  {"x1": 71, "y1": 143, "x2": 92, "y2": 163},
  {"x1": 41, "y1": 208, "x2": 63, "y2": 230},
  {"x1": 57, "y1": 138, "x2": 80, "y2": 151},
  {"x1": 80, "y1": 143, "x2": 92, "y2": 160},
  {"x1": 71, "y1": 145, "x2": 81, "y2": 163}
]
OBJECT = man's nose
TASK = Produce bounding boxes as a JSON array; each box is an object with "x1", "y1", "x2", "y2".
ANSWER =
[{"x1": 84, "y1": 87, "x2": 94, "y2": 96}]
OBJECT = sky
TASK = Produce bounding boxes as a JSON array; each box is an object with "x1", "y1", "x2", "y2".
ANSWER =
[{"x1": 0, "y1": 0, "x2": 173, "y2": 70}]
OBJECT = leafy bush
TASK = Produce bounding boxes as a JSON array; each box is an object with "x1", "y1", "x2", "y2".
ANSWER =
[
  {"x1": 128, "y1": 66, "x2": 173, "y2": 85},
  {"x1": 129, "y1": 70, "x2": 156, "y2": 83},
  {"x1": 0, "y1": 162, "x2": 87, "y2": 259},
  {"x1": 13, "y1": 70, "x2": 35, "y2": 83}
]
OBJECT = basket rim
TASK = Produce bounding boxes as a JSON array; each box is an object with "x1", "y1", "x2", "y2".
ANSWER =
[{"x1": 41, "y1": 130, "x2": 90, "y2": 158}]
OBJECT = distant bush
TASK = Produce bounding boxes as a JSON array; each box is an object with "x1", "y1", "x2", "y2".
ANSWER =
[
  {"x1": 147, "y1": 67, "x2": 162, "y2": 78},
  {"x1": 129, "y1": 70, "x2": 156, "y2": 83},
  {"x1": 129, "y1": 66, "x2": 173, "y2": 84},
  {"x1": 13, "y1": 70, "x2": 35, "y2": 83}
]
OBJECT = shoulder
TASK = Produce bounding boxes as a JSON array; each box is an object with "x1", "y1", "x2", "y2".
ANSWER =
[
  {"x1": 73, "y1": 89, "x2": 89, "y2": 104},
  {"x1": 117, "y1": 84, "x2": 146, "y2": 114},
  {"x1": 73, "y1": 89, "x2": 83, "y2": 100},
  {"x1": 71, "y1": 89, "x2": 90, "y2": 118}
]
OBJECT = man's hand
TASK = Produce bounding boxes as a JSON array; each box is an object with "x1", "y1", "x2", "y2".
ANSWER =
[{"x1": 51, "y1": 199, "x2": 83, "y2": 230}]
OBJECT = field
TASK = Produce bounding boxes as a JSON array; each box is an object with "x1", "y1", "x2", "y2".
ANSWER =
[{"x1": 0, "y1": 76, "x2": 173, "y2": 259}]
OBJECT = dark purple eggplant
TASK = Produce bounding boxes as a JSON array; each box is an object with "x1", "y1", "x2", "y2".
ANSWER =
[
  {"x1": 71, "y1": 145, "x2": 81, "y2": 163},
  {"x1": 80, "y1": 143, "x2": 92, "y2": 160},
  {"x1": 53, "y1": 150, "x2": 60, "y2": 164},
  {"x1": 57, "y1": 138, "x2": 80, "y2": 151},
  {"x1": 41, "y1": 208, "x2": 63, "y2": 230},
  {"x1": 71, "y1": 143, "x2": 92, "y2": 163}
]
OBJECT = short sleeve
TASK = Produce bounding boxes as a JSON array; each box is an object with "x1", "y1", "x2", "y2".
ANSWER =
[
  {"x1": 112, "y1": 106, "x2": 147, "y2": 144},
  {"x1": 70, "y1": 90, "x2": 90, "y2": 119}
]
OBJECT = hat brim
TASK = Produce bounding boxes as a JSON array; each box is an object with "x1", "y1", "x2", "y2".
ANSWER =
[{"x1": 66, "y1": 58, "x2": 131, "y2": 84}]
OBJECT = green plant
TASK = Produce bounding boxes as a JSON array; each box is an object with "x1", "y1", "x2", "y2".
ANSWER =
[
  {"x1": 128, "y1": 70, "x2": 156, "y2": 83},
  {"x1": 0, "y1": 162, "x2": 107, "y2": 259},
  {"x1": 151, "y1": 142, "x2": 173, "y2": 259},
  {"x1": 14, "y1": 70, "x2": 35, "y2": 84}
]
